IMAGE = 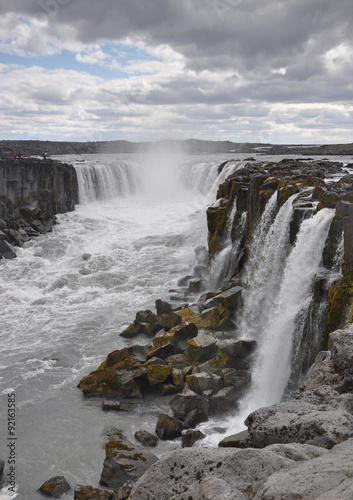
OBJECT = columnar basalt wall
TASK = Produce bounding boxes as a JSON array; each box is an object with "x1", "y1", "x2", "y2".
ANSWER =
[{"x1": 0, "y1": 158, "x2": 78, "y2": 258}]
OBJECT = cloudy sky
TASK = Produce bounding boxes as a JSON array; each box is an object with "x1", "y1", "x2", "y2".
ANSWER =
[{"x1": 0, "y1": 0, "x2": 352, "y2": 144}]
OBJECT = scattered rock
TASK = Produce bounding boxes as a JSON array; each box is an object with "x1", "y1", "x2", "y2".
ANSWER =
[
  {"x1": 155, "y1": 413, "x2": 182, "y2": 440},
  {"x1": 74, "y1": 484, "x2": 113, "y2": 499},
  {"x1": 181, "y1": 430, "x2": 206, "y2": 448},
  {"x1": 38, "y1": 476, "x2": 71, "y2": 498},
  {"x1": 99, "y1": 432, "x2": 158, "y2": 489},
  {"x1": 169, "y1": 387, "x2": 209, "y2": 421},
  {"x1": 134, "y1": 430, "x2": 158, "y2": 448}
]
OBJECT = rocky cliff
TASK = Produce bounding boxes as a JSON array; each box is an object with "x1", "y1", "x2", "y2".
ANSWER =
[{"x1": 0, "y1": 158, "x2": 78, "y2": 259}]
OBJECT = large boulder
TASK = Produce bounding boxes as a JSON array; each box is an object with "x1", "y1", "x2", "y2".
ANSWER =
[
  {"x1": 155, "y1": 413, "x2": 183, "y2": 440},
  {"x1": 169, "y1": 387, "x2": 209, "y2": 421},
  {"x1": 128, "y1": 445, "x2": 313, "y2": 500},
  {"x1": 38, "y1": 476, "x2": 71, "y2": 498},
  {"x1": 255, "y1": 439, "x2": 353, "y2": 500},
  {"x1": 99, "y1": 432, "x2": 158, "y2": 489},
  {"x1": 244, "y1": 399, "x2": 353, "y2": 449}
]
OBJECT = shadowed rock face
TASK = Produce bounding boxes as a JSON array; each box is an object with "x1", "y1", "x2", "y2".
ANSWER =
[{"x1": 0, "y1": 158, "x2": 78, "y2": 258}]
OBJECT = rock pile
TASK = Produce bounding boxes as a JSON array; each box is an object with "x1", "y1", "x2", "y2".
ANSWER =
[{"x1": 129, "y1": 324, "x2": 353, "y2": 499}]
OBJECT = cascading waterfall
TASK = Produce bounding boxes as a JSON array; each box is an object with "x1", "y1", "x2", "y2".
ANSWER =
[
  {"x1": 75, "y1": 159, "x2": 141, "y2": 203},
  {"x1": 240, "y1": 192, "x2": 299, "y2": 340},
  {"x1": 207, "y1": 201, "x2": 246, "y2": 291},
  {"x1": 242, "y1": 207, "x2": 335, "y2": 409}
]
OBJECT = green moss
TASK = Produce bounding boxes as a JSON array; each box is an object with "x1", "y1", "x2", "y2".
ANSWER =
[{"x1": 327, "y1": 280, "x2": 353, "y2": 332}]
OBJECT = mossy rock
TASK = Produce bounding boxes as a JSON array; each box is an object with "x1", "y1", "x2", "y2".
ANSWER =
[
  {"x1": 146, "y1": 365, "x2": 173, "y2": 386},
  {"x1": 278, "y1": 184, "x2": 299, "y2": 207},
  {"x1": 327, "y1": 280, "x2": 353, "y2": 332}
]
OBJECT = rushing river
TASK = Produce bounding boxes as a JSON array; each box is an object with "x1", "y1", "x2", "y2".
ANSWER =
[
  {"x1": 1, "y1": 151, "x2": 352, "y2": 499},
  {"x1": 0, "y1": 151, "x2": 244, "y2": 499}
]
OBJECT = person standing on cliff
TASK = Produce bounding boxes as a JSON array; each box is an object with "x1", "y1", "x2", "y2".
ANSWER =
[{"x1": 43, "y1": 150, "x2": 48, "y2": 159}]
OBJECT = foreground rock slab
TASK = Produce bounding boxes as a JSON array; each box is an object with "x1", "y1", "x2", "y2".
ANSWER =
[
  {"x1": 99, "y1": 432, "x2": 158, "y2": 489},
  {"x1": 128, "y1": 444, "x2": 328, "y2": 500}
]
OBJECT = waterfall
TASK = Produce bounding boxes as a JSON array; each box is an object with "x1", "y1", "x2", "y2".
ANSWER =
[
  {"x1": 181, "y1": 159, "x2": 244, "y2": 198},
  {"x1": 207, "y1": 201, "x2": 246, "y2": 290},
  {"x1": 240, "y1": 192, "x2": 298, "y2": 340},
  {"x1": 74, "y1": 159, "x2": 141, "y2": 203},
  {"x1": 242, "y1": 207, "x2": 335, "y2": 409}
]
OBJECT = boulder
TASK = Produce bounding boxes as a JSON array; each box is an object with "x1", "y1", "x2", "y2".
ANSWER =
[
  {"x1": 0, "y1": 239, "x2": 16, "y2": 259},
  {"x1": 147, "y1": 342, "x2": 174, "y2": 361},
  {"x1": 119, "y1": 323, "x2": 141, "y2": 338},
  {"x1": 245, "y1": 399, "x2": 353, "y2": 449},
  {"x1": 221, "y1": 367, "x2": 251, "y2": 393},
  {"x1": 79, "y1": 356, "x2": 146, "y2": 398},
  {"x1": 209, "y1": 386, "x2": 238, "y2": 414},
  {"x1": 182, "y1": 408, "x2": 209, "y2": 429},
  {"x1": 74, "y1": 485, "x2": 112, "y2": 499},
  {"x1": 146, "y1": 365, "x2": 173, "y2": 386},
  {"x1": 185, "y1": 372, "x2": 223, "y2": 396},
  {"x1": 187, "y1": 332, "x2": 218, "y2": 363},
  {"x1": 155, "y1": 299, "x2": 173, "y2": 316},
  {"x1": 165, "y1": 354, "x2": 191, "y2": 370},
  {"x1": 134, "y1": 430, "x2": 158, "y2": 448},
  {"x1": 128, "y1": 446, "x2": 296, "y2": 500},
  {"x1": 155, "y1": 413, "x2": 183, "y2": 440},
  {"x1": 112, "y1": 486, "x2": 131, "y2": 500},
  {"x1": 255, "y1": 439, "x2": 353, "y2": 500},
  {"x1": 217, "y1": 339, "x2": 257, "y2": 359},
  {"x1": 158, "y1": 311, "x2": 182, "y2": 331},
  {"x1": 38, "y1": 476, "x2": 71, "y2": 498},
  {"x1": 169, "y1": 387, "x2": 209, "y2": 421},
  {"x1": 99, "y1": 432, "x2": 158, "y2": 489},
  {"x1": 181, "y1": 430, "x2": 206, "y2": 448}
]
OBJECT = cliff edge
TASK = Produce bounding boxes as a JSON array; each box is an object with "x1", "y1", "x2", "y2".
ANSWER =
[{"x1": 0, "y1": 158, "x2": 78, "y2": 259}]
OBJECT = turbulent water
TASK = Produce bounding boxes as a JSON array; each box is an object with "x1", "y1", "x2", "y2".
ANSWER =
[
  {"x1": 0, "y1": 151, "x2": 245, "y2": 499},
  {"x1": 0, "y1": 151, "x2": 351, "y2": 499}
]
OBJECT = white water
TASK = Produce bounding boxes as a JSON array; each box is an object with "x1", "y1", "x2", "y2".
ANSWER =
[{"x1": 201, "y1": 199, "x2": 335, "y2": 445}]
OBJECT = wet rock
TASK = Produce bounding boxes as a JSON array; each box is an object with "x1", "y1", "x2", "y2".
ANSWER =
[
  {"x1": 74, "y1": 485, "x2": 113, "y2": 499},
  {"x1": 155, "y1": 413, "x2": 183, "y2": 440},
  {"x1": 146, "y1": 365, "x2": 173, "y2": 386},
  {"x1": 165, "y1": 353, "x2": 192, "y2": 370},
  {"x1": 158, "y1": 311, "x2": 182, "y2": 331},
  {"x1": 194, "y1": 245, "x2": 208, "y2": 265},
  {"x1": 147, "y1": 342, "x2": 174, "y2": 360},
  {"x1": 181, "y1": 430, "x2": 206, "y2": 448},
  {"x1": 102, "y1": 401, "x2": 135, "y2": 412},
  {"x1": 218, "y1": 429, "x2": 250, "y2": 448},
  {"x1": 217, "y1": 339, "x2": 257, "y2": 359},
  {"x1": 155, "y1": 299, "x2": 173, "y2": 316},
  {"x1": 119, "y1": 323, "x2": 142, "y2": 338},
  {"x1": 177, "y1": 275, "x2": 192, "y2": 286},
  {"x1": 99, "y1": 431, "x2": 158, "y2": 489},
  {"x1": 183, "y1": 408, "x2": 209, "y2": 429},
  {"x1": 0, "y1": 239, "x2": 16, "y2": 259},
  {"x1": 79, "y1": 347, "x2": 147, "y2": 398},
  {"x1": 209, "y1": 386, "x2": 238, "y2": 414},
  {"x1": 221, "y1": 368, "x2": 251, "y2": 394},
  {"x1": 0, "y1": 459, "x2": 3, "y2": 476},
  {"x1": 169, "y1": 387, "x2": 209, "y2": 421},
  {"x1": 187, "y1": 331, "x2": 218, "y2": 363},
  {"x1": 38, "y1": 476, "x2": 71, "y2": 498},
  {"x1": 134, "y1": 430, "x2": 158, "y2": 447},
  {"x1": 185, "y1": 372, "x2": 223, "y2": 396}
]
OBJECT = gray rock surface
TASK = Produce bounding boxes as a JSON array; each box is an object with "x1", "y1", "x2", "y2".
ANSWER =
[
  {"x1": 255, "y1": 439, "x2": 353, "y2": 500},
  {"x1": 129, "y1": 446, "x2": 298, "y2": 499},
  {"x1": 99, "y1": 432, "x2": 158, "y2": 489}
]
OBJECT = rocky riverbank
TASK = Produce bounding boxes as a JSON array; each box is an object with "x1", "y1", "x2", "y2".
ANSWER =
[{"x1": 0, "y1": 158, "x2": 78, "y2": 259}]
